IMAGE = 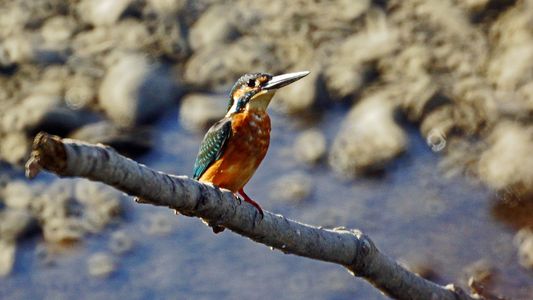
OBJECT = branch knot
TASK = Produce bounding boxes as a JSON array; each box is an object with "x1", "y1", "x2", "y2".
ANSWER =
[{"x1": 346, "y1": 229, "x2": 376, "y2": 277}]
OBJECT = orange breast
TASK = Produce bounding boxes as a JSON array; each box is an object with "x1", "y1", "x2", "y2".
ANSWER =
[{"x1": 199, "y1": 111, "x2": 271, "y2": 192}]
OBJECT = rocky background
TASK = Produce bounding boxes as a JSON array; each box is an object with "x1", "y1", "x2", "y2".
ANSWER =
[{"x1": 0, "y1": 0, "x2": 532, "y2": 299}]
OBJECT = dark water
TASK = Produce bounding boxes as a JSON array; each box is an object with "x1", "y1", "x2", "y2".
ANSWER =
[{"x1": 1, "y1": 107, "x2": 531, "y2": 299}]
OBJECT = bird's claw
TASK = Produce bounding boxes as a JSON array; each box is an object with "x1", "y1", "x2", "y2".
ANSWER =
[
  {"x1": 255, "y1": 207, "x2": 264, "y2": 220},
  {"x1": 248, "y1": 201, "x2": 264, "y2": 220},
  {"x1": 236, "y1": 190, "x2": 263, "y2": 217},
  {"x1": 235, "y1": 194, "x2": 243, "y2": 205}
]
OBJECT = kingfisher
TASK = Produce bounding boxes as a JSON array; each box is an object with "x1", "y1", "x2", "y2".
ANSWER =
[{"x1": 192, "y1": 71, "x2": 310, "y2": 232}]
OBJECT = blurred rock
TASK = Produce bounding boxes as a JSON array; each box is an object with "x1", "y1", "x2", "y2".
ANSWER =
[
  {"x1": 450, "y1": 75, "x2": 498, "y2": 135},
  {"x1": 150, "y1": 17, "x2": 190, "y2": 61},
  {"x1": 98, "y1": 54, "x2": 181, "y2": 127},
  {"x1": 87, "y1": 252, "x2": 115, "y2": 278},
  {"x1": 74, "y1": 20, "x2": 153, "y2": 59},
  {"x1": 491, "y1": 192, "x2": 533, "y2": 230},
  {"x1": 271, "y1": 36, "x2": 315, "y2": 79},
  {"x1": 65, "y1": 73, "x2": 97, "y2": 110},
  {"x1": 478, "y1": 122, "x2": 533, "y2": 194},
  {"x1": 0, "y1": 132, "x2": 29, "y2": 166},
  {"x1": 0, "y1": 208, "x2": 34, "y2": 241},
  {"x1": 113, "y1": 20, "x2": 153, "y2": 52},
  {"x1": 109, "y1": 230, "x2": 134, "y2": 255},
  {"x1": 513, "y1": 227, "x2": 533, "y2": 270},
  {"x1": 9, "y1": 0, "x2": 67, "y2": 26},
  {"x1": 40, "y1": 16, "x2": 76, "y2": 45},
  {"x1": 387, "y1": 0, "x2": 495, "y2": 140},
  {"x1": 43, "y1": 217, "x2": 84, "y2": 243},
  {"x1": 234, "y1": 0, "x2": 369, "y2": 46},
  {"x1": 0, "y1": 240, "x2": 15, "y2": 277},
  {"x1": 146, "y1": 0, "x2": 185, "y2": 16},
  {"x1": 0, "y1": 94, "x2": 60, "y2": 132},
  {"x1": 292, "y1": 129, "x2": 327, "y2": 165},
  {"x1": 271, "y1": 172, "x2": 313, "y2": 203},
  {"x1": 324, "y1": 8, "x2": 398, "y2": 99},
  {"x1": 329, "y1": 0, "x2": 371, "y2": 21},
  {"x1": 29, "y1": 179, "x2": 123, "y2": 243},
  {"x1": 381, "y1": 56, "x2": 437, "y2": 122},
  {"x1": 32, "y1": 180, "x2": 71, "y2": 219},
  {"x1": 141, "y1": 212, "x2": 175, "y2": 236},
  {"x1": 179, "y1": 93, "x2": 227, "y2": 131},
  {"x1": 329, "y1": 91, "x2": 407, "y2": 177},
  {"x1": 0, "y1": 208, "x2": 36, "y2": 281},
  {"x1": 1, "y1": 180, "x2": 34, "y2": 210},
  {"x1": 184, "y1": 37, "x2": 280, "y2": 91},
  {"x1": 75, "y1": 180, "x2": 122, "y2": 233},
  {"x1": 0, "y1": 2, "x2": 30, "y2": 37},
  {"x1": 458, "y1": 0, "x2": 490, "y2": 13},
  {"x1": 69, "y1": 121, "x2": 153, "y2": 156},
  {"x1": 0, "y1": 30, "x2": 68, "y2": 66},
  {"x1": 488, "y1": 1, "x2": 533, "y2": 91},
  {"x1": 518, "y1": 82, "x2": 533, "y2": 113},
  {"x1": 0, "y1": 33, "x2": 36, "y2": 66},
  {"x1": 78, "y1": 0, "x2": 133, "y2": 27},
  {"x1": 70, "y1": 27, "x2": 114, "y2": 58},
  {"x1": 40, "y1": 64, "x2": 70, "y2": 87},
  {"x1": 0, "y1": 84, "x2": 95, "y2": 137},
  {"x1": 273, "y1": 67, "x2": 320, "y2": 114},
  {"x1": 419, "y1": 105, "x2": 454, "y2": 143},
  {"x1": 189, "y1": 3, "x2": 240, "y2": 51}
]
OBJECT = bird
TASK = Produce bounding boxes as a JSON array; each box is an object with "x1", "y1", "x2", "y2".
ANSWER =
[{"x1": 192, "y1": 71, "x2": 310, "y2": 233}]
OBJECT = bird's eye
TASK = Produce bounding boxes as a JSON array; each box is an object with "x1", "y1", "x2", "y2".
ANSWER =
[{"x1": 247, "y1": 79, "x2": 255, "y2": 87}]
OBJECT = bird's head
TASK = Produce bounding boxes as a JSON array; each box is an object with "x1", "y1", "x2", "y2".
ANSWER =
[{"x1": 226, "y1": 71, "x2": 310, "y2": 116}]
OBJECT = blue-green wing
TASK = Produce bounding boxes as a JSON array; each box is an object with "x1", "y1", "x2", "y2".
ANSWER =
[{"x1": 193, "y1": 118, "x2": 232, "y2": 180}]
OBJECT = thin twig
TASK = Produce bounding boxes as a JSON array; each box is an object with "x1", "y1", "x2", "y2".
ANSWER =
[{"x1": 25, "y1": 132, "x2": 476, "y2": 300}]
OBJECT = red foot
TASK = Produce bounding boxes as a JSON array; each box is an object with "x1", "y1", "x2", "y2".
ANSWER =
[{"x1": 238, "y1": 188, "x2": 264, "y2": 217}]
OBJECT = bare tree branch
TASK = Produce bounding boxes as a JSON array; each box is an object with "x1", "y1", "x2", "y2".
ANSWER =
[{"x1": 25, "y1": 132, "x2": 476, "y2": 300}]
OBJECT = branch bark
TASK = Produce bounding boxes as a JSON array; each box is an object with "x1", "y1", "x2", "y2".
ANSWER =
[{"x1": 25, "y1": 132, "x2": 475, "y2": 300}]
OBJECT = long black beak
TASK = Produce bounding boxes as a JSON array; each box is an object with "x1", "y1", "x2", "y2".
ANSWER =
[{"x1": 263, "y1": 71, "x2": 310, "y2": 90}]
